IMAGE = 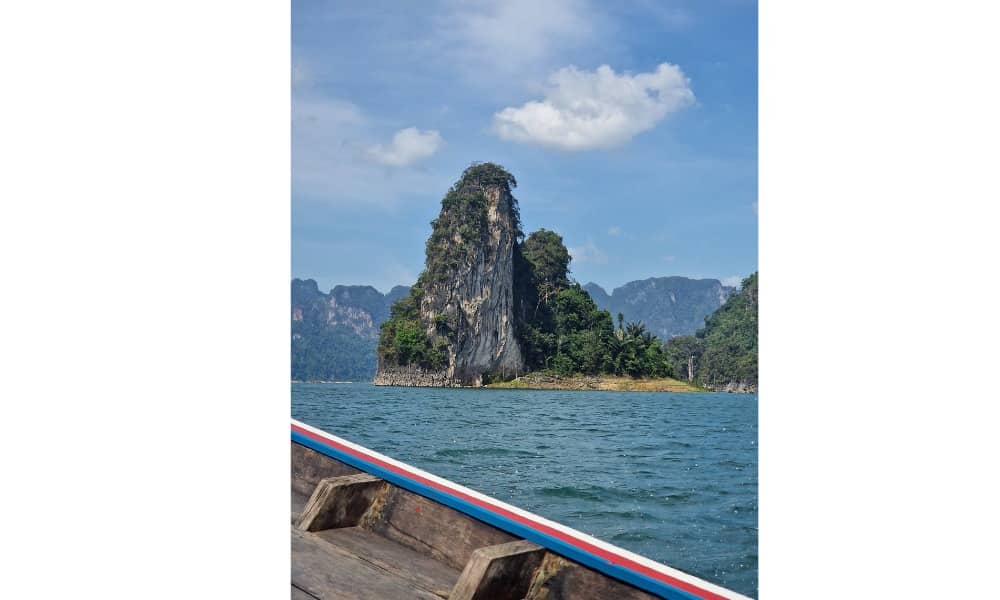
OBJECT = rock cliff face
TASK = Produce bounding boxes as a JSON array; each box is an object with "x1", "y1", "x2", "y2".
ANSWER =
[
  {"x1": 421, "y1": 184, "x2": 524, "y2": 385},
  {"x1": 375, "y1": 164, "x2": 526, "y2": 387}
]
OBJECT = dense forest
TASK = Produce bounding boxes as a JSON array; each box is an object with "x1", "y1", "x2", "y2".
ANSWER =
[
  {"x1": 291, "y1": 320, "x2": 377, "y2": 381},
  {"x1": 514, "y1": 229, "x2": 675, "y2": 379},
  {"x1": 663, "y1": 272, "x2": 758, "y2": 389}
]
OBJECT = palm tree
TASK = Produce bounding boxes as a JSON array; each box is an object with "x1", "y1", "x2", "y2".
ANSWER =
[{"x1": 625, "y1": 321, "x2": 647, "y2": 339}]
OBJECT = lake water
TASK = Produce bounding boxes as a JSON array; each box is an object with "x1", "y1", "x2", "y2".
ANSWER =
[{"x1": 292, "y1": 383, "x2": 758, "y2": 598}]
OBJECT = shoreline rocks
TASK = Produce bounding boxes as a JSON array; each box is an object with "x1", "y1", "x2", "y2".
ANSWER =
[
  {"x1": 373, "y1": 366, "x2": 474, "y2": 388},
  {"x1": 703, "y1": 381, "x2": 758, "y2": 394}
]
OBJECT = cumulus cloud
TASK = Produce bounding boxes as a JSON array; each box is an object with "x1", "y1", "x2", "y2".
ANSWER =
[
  {"x1": 292, "y1": 96, "x2": 451, "y2": 206},
  {"x1": 568, "y1": 241, "x2": 608, "y2": 265},
  {"x1": 493, "y1": 63, "x2": 694, "y2": 151},
  {"x1": 720, "y1": 275, "x2": 744, "y2": 287},
  {"x1": 608, "y1": 226, "x2": 622, "y2": 236},
  {"x1": 365, "y1": 128, "x2": 443, "y2": 167}
]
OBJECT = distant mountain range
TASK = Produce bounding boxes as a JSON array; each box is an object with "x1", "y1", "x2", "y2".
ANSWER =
[
  {"x1": 291, "y1": 279, "x2": 409, "y2": 381},
  {"x1": 583, "y1": 277, "x2": 734, "y2": 342},
  {"x1": 291, "y1": 275, "x2": 733, "y2": 382}
]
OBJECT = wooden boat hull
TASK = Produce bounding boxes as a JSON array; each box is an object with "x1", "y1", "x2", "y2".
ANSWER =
[{"x1": 291, "y1": 419, "x2": 749, "y2": 600}]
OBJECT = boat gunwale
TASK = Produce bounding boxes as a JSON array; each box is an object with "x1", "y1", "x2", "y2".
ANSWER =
[{"x1": 291, "y1": 418, "x2": 750, "y2": 600}]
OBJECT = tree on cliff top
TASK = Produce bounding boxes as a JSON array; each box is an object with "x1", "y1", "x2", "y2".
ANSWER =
[
  {"x1": 420, "y1": 162, "x2": 521, "y2": 286},
  {"x1": 522, "y1": 229, "x2": 570, "y2": 303}
]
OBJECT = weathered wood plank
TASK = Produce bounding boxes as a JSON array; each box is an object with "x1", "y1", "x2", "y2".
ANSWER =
[
  {"x1": 295, "y1": 474, "x2": 386, "y2": 532},
  {"x1": 291, "y1": 443, "x2": 361, "y2": 498},
  {"x1": 292, "y1": 489, "x2": 310, "y2": 524},
  {"x1": 450, "y1": 540, "x2": 545, "y2": 600},
  {"x1": 291, "y1": 527, "x2": 442, "y2": 600},
  {"x1": 315, "y1": 526, "x2": 461, "y2": 597},
  {"x1": 291, "y1": 584, "x2": 319, "y2": 600},
  {"x1": 369, "y1": 486, "x2": 518, "y2": 570},
  {"x1": 524, "y1": 552, "x2": 660, "y2": 600}
]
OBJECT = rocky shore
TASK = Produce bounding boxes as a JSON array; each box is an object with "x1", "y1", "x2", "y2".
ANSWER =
[
  {"x1": 373, "y1": 366, "x2": 469, "y2": 387},
  {"x1": 703, "y1": 381, "x2": 758, "y2": 394}
]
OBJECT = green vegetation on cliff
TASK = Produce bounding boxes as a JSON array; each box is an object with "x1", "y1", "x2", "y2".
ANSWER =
[
  {"x1": 376, "y1": 286, "x2": 448, "y2": 370},
  {"x1": 663, "y1": 272, "x2": 758, "y2": 388},
  {"x1": 379, "y1": 163, "x2": 521, "y2": 370},
  {"x1": 696, "y1": 272, "x2": 758, "y2": 387},
  {"x1": 422, "y1": 163, "x2": 521, "y2": 283}
]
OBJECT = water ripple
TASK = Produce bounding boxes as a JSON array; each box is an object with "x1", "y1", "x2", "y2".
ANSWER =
[{"x1": 292, "y1": 383, "x2": 757, "y2": 598}]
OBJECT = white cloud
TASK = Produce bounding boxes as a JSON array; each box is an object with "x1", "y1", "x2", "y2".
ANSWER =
[
  {"x1": 292, "y1": 96, "x2": 451, "y2": 206},
  {"x1": 493, "y1": 63, "x2": 694, "y2": 151},
  {"x1": 568, "y1": 240, "x2": 608, "y2": 265},
  {"x1": 720, "y1": 275, "x2": 743, "y2": 287},
  {"x1": 608, "y1": 225, "x2": 622, "y2": 236},
  {"x1": 365, "y1": 128, "x2": 443, "y2": 167},
  {"x1": 440, "y1": 0, "x2": 594, "y2": 81}
]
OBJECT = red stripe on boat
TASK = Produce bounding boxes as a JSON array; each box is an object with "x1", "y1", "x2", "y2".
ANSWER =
[{"x1": 292, "y1": 422, "x2": 729, "y2": 600}]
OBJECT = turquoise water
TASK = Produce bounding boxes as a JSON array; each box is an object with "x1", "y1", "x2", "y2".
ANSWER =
[{"x1": 292, "y1": 383, "x2": 757, "y2": 598}]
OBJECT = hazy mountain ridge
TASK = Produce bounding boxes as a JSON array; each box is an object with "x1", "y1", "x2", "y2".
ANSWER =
[
  {"x1": 290, "y1": 279, "x2": 409, "y2": 381},
  {"x1": 291, "y1": 275, "x2": 738, "y2": 381},
  {"x1": 583, "y1": 277, "x2": 734, "y2": 341}
]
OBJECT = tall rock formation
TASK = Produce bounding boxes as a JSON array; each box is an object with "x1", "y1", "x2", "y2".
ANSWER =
[{"x1": 376, "y1": 163, "x2": 525, "y2": 387}]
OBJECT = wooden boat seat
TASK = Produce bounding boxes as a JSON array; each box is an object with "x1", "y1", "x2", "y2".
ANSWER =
[
  {"x1": 291, "y1": 463, "x2": 549, "y2": 599},
  {"x1": 292, "y1": 526, "x2": 448, "y2": 599},
  {"x1": 290, "y1": 436, "x2": 686, "y2": 600}
]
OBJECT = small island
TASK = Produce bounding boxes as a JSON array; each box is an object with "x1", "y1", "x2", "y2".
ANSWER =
[
  {"x1": 374, "y1": 163, "x2": 757, "y2": 392},
  {"x1": 486, "y1": 373, "x2": 704, "y2": 393}
]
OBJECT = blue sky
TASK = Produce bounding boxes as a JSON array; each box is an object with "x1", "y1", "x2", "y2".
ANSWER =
[{"x1": 292, "y1": 0, "x2": 757, "y2": 294}]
